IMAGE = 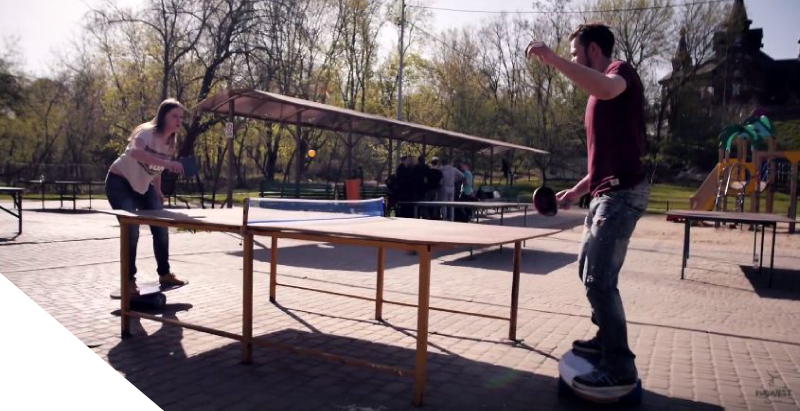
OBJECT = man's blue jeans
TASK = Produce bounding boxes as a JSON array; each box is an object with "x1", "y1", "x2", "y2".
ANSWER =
[
  {"x1": 105, "y1": 172, "x2": 170, "y2": 280},
  {"x1": 578, "y1": 181, "x2": 649, "y2": 378}
]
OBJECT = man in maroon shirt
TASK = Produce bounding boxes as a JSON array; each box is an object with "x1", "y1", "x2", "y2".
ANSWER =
[{"x1": 527, "y1": 23, "x2": 650, "y2": 395}]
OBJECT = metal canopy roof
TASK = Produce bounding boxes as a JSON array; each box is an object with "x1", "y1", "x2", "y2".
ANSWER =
[{"x1": 193, "y1": 89, "x2": 548, "y2": 155}]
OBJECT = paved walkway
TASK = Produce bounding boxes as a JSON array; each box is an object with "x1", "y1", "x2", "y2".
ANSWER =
[{"x1": 1, "y1": 198, "x2": 799, "y2": 410}]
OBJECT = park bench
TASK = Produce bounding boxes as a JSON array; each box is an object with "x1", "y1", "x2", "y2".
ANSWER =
[
  {"x1": 476, "y1": 185, "x2": 523, "y2": 202},
  {"x1": 161, "y1": 173, "x2": 226, "y2": 209},
  {"x1": 359, "y1": 183, "x2": 388, "y2": 199},
  {"x1": 259, "y1": 180, "x2": 338, "y2": 200}
]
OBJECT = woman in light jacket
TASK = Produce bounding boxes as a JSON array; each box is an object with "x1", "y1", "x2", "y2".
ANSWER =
[{"x1": 105, "y1": 99, "x2": 187, "y2": 295}]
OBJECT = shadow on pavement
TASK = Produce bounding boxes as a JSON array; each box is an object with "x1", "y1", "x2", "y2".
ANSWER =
[
  {"x1": 465, "y1": 212, "x2": 585, "y2": 232},
  {"x1": 29, "y1": 208, "x2": 98, "y2": 215},
  {"x1": 231, "y1": 240, "x2": 537, "y2": 274},
  {"x1": 230, "y1": 232, "x2": 573, "y2": 275},
  {"x1": 444, "y1": 248, "x2": 577, "y2": 276},
  {"x1": 111, "y1": 303, "x2": 194, "y2": 317},
  {"x1": 232, "y1": 241, "x2": 420, "y2": 273},
  {"x1": 740, "y1": 265, "x2": 800, "y2": 300},
  {"x1": 107, "y1": 314, "x2": 724, "y2": 411}
]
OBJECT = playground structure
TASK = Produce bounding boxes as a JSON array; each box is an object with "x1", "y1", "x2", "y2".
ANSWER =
[{"x1": 688, "y1": 114, "x2": 799, "y2": 233}]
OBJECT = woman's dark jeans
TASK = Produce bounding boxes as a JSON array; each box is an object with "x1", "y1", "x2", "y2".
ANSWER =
[{"x1": 105, "y1": 172, "x2": 170, "y2": 280}]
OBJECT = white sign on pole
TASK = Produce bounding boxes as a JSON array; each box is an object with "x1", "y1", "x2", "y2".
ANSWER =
[{"x1": 225, "y1": 122, "x2": 234, "y2": 139}]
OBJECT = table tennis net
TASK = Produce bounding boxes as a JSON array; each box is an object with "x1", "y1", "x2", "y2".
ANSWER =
[{"x1": 244, "y1": 197, "x2": 385, "y2": 225}]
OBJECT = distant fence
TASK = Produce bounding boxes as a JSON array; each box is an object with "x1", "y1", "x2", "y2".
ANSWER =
[{"x1": 1, "y1": 162, "x2": 110, "y2": 185}]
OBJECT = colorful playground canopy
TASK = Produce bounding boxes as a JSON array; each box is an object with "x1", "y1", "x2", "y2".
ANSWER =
[{"x1": 719, "y1": 115, "x2": 774, "y2": 152}]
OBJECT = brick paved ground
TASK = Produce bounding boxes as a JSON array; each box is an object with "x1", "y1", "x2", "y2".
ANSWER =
[{"x1": 1, "y1": 198, "x2": 799, "y2": 410}]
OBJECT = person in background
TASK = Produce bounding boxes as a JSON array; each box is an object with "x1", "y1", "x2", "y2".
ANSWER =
[
  {"x1": 501, "y1": 158, "x2": 511, "y2": 186},
  {"x1": 395, "y1": 155, "x2": 414, "y2": 217},
  {"x1": 105, "y1": 98, "x2": 188, "y2": 295},
  {"x1": 459, "y1": 161, "x2": 475, "y2": 200},
  {"x1": 424, "y1": 157, "x2": 443, "y2": 219},
  {"x1": 438, "y1": 158, "x2": 464, "y2": 220},
  {"x1": 411, "y1": 155, "x2": 429, "y2": 216}
]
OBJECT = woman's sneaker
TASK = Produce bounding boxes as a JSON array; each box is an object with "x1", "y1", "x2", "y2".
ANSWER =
[
  {"x1": 572, "y1": 336, "x2": 602, "y2": 354},
  {"x1": 159, "y1": 273, "x2": 187, "y2": 287}
]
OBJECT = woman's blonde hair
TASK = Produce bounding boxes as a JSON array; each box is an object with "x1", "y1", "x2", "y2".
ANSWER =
[{"x1": 128, "y1": 98, "x2": 186, "y2": 142}]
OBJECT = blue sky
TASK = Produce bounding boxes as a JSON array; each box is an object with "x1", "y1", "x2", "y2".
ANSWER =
[
  {"x1": 1, "y1": 0, "x2": 797, "y2": 77},
  {"x1": 412, "y1": 0, "x2": 799, "y2": 59}
]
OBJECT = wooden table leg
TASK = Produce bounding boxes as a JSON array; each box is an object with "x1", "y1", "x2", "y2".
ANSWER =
[
  {"x1": 120, "y1": 222, "x2": 131, "y2": 337},
  {"x1": 760, "y1": 223, "x2": 766, "y2": 275},
  {"x1": 16, "y1": 191, "x2": 22, "y2": 234},
  {"x1": 752, "y1": 223, "x2": 758, "y2": 266},
  {"x1": 509, "y1": 241, "x2": 521, "y2": 342},
  {"x1": 269, "y1": 237, "x2": 278, "y2": 303},
  {"x1": 523, "y1": 206, "x2": 528, "y2": 247},
  {"x1": 243, "y1": 232, "x2": 254, "y2": 363},
  {"x1": 681, "y1": 219, "x2": 689, "y2": 280},
  {"x1": 413, "y1": 245, "x2": 431, "y2": 406},
  {"x1": 375, "y1": 247, "x2": 385, "y2": 321},
  {"x1": 498, "y1": 209, "x2": 506, "y2": 252},
  {"x1": 769, "y1": 223, "x2": 776, "y2": 288}
]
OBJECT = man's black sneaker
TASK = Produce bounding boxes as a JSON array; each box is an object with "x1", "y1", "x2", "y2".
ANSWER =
[
  {"x1": 572, "y1": 336, "x2": 602, "y2": 354},
  {"x1": 572, "y1": 368, "x2": 638, "y2": 396}
]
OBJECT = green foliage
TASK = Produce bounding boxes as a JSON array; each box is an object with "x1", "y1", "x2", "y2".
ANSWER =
[{"x1": 774, "y1": 121, "x2": 800, "y2": 150}]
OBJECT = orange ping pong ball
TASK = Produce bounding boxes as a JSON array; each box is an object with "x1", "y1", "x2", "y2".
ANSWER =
[{"x1": 308, "y1": 149, "x2": 316, "y2": 158}]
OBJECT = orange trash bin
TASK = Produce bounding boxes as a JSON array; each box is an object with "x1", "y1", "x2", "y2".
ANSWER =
[{"x1": 345, "y1": 179, "x2": 362, "y2": 200}]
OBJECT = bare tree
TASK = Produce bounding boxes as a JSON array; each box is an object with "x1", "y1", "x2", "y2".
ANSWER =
[
  {"x1": 238, "y1": 0, "x2": 344, "y2": 181},
  {"x1": 60, "y1": 36, "x2": 109, "y2": 173},
  {"x1": 0, "y1": 38, "x2": 24, "y2": 114},
  {"x1": 521, "y1": 0, "x2": 584, "y2": 185},
  {"x1": 652, "y1": 0, "x2": 727, "y2": 157},
  {"x1": 22, "y1": 78, "x2": 70, "y2": 178},
  {"x1": 92, "y1": 0, "x2": 211, "y2": 101},
  {"x1": 334, "y1": 0, "x2": 386, "y2": 178},
  {"x1": 589, "y1": 0, "x2": 675, "y2": 73},
  {"x1": 179, "y1": 0, "x2": 257, "y2": 156}
]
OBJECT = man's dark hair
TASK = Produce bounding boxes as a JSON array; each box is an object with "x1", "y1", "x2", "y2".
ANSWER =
[{"x1": 568, "y1": 23, "x2": 615, "y2": 58}]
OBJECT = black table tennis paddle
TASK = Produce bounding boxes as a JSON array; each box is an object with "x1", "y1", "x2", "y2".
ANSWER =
[{"x1": 533, "y1": 186, "x2": 558, "y2": 217}]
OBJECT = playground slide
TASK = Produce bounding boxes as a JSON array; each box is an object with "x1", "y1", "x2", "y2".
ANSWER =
[{"x1": 690, "y1": 164, "x2": 719, "y2": 211}]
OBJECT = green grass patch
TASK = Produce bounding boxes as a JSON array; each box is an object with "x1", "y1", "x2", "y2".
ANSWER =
[
  {"x1": 641, "y1": 184, "x2": 796, "y2": 215},
  {"x1": 507, "y1": 181, "x2": 796, "y2": 216}
]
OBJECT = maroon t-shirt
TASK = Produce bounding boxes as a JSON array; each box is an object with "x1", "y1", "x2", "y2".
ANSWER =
[{"x1": 585, "y1": 60, "x2": 646, "y2": 197}]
